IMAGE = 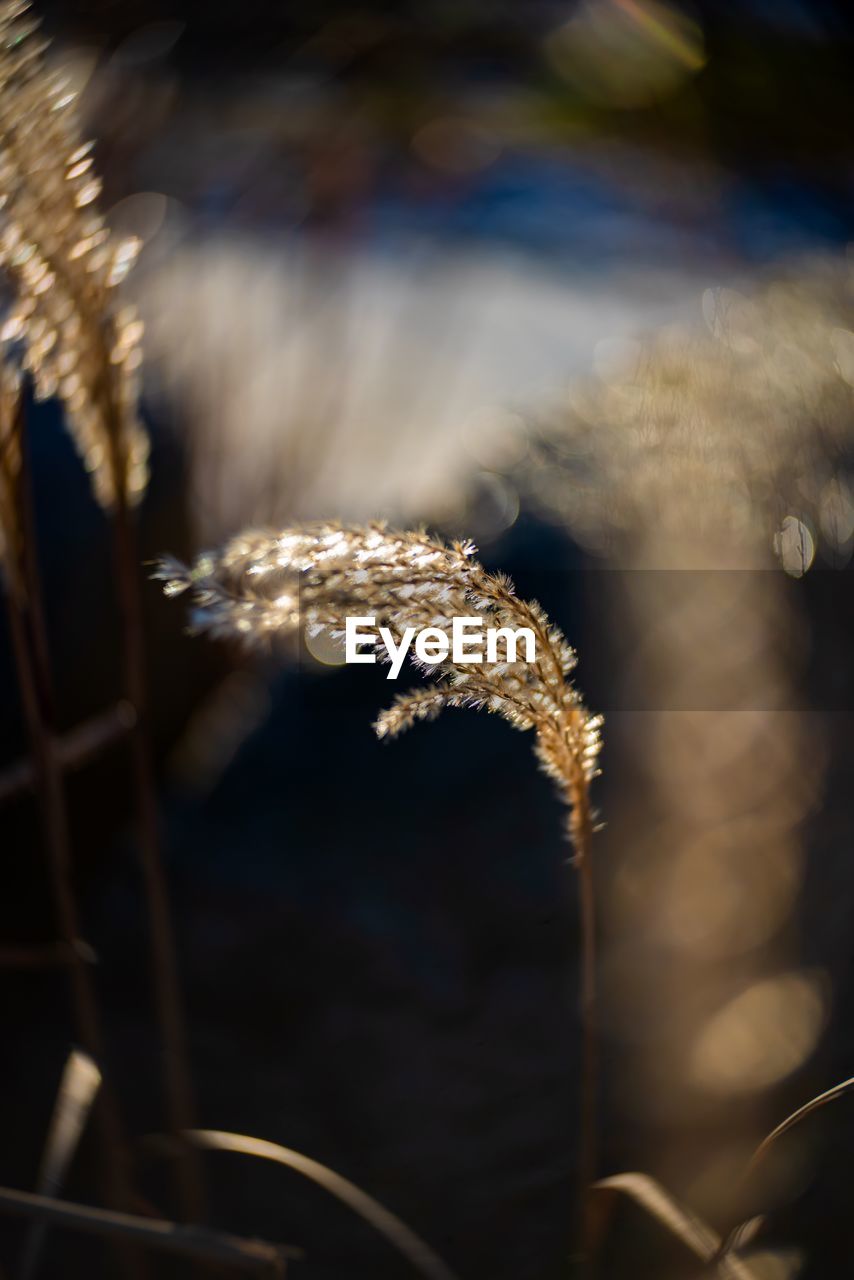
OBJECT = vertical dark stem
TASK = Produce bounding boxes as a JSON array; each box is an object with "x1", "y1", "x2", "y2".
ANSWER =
[
  {"x1": 5, "y1": 416, "x2": 145, "y2": 1277},
  {"x1": 111, "y1": 485, "x2": 205, "y2": 1223},
  {"x1": 6, "y1": 600, "x2": 130, "y2": 1175},
  {"x1": 577, "y1": 846, "x2": 598, "y2": 1213},
  {"x1": 569, "y1": 780, "x2": 598, "y2": 1272},
  {"x1": 15, "y1": 401, "x2": 52, "y2": 714}
]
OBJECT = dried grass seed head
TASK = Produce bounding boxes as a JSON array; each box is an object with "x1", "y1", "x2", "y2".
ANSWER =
[
  {"x1": 0, "y1": 0, "x2": 147, "y2": 508},
  {"x1": 522, "y1": 270, "x2": 854, "y2": 568},
  {"x1": 156, "y1": 523, "x2": 602, "y2": 854}
]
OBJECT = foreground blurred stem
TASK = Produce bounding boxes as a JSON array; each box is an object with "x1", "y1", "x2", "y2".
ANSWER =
[
  {"x1": 110, "y1": 481, "x2": 205, "y2": 1224},
  {"x1": 4, "y1": 395, "x2": 143, "y2": 1277},
  {"x1": 0, "y1": 1184, "x2": 295, "y2": 1275}
]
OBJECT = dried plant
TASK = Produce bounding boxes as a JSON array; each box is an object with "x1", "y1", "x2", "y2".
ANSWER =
[
  {"x1": 19, "y1": 1049, "x2": 102, "y2": 1280},
  {"x1": 516, "y1": 270, "x2": 852, "y2": 1224},
  {"x1": 0, "y1": 0, "x2": 147, "y2": 509},
  {"x1": 523, "y1": 272, "x2": 854, "y2": 567},
  {"x1": 187, "y1": 1129, "x2": 460, "y2": 1280},
  {"x1": 589, "y1": 1067, "x2": 854, "y2": 1277},
  {"x1": 0, "y1": 352, "x2": 140, "y2": 1266},
  {"x1": 156, "y1": 523, "x2": 602, "y2": 856},
  {"x1": 0, "y1": 0, "x2": 203, "y2": 1224},
  {"x1": 157, "y1": 521, "x2": 604, "y2": 1210},
  {"x1": 0, "y1": 356, "x2": 22, "y2": 595}
]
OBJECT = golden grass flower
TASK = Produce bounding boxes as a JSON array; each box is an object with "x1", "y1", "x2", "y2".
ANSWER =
[
  {"x1": 156, "y1": 522, "x2": 602, "y2": 859},
  {"x1": 0, "y1": 0, "x2": 147, "y2": 508}
]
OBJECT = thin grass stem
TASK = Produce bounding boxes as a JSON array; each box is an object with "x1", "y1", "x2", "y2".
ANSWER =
[
  {"x1": 566, "y1": 767, "x2": 598, "y2": 1270},
  {"x1": 6, "y1": 398, "x2": 146, "y2": 1279},
  {"x1": 111, "y1": 483, "x2": 205, "y2": 1224},
  {"x1": 0, "y1": 1185, "x2": 297, "y2": 1275}
]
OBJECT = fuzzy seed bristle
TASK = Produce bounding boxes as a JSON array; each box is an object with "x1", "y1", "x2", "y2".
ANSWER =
[
  {"x1": 156, "y1": 522, "x2": 601, "y2": 859},
  {"x1": 0, "y1": 0, "x2": 148, "y2": 509}
]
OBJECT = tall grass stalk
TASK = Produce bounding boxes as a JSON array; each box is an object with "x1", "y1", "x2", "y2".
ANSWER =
[
  {"x1": 1, "y1": 384, "x2": 144, "y2": 1276},
  {"x1": 157, "y1": 521, "x2": 604, "y2": 1246},
  {"x1": 0, "y1": 0, "x2": 203, "y2": 1220},
  {"x1": 112, "y1": 479, "x2": 205, "y2": 1222},
  {"x1": 573, "y1": 791, "x2": 598, "y2": 1242}
]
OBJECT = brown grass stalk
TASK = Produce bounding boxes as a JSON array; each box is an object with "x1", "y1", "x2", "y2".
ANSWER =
[
  {"x1": 572, "y1": 786, "x2": 598, "y2": 1251},
  {"x1": 1, "y1": 383, "x2": 144, "y2": 1277},
  {"x1": 0, "y1": 702, "x2": 133, "y2": 806},
  {"x1": 157, "y1": 521, "x2": 604, "y2": 1250},
  {"x1": 186, "y1": 1128, "x2": 458, "y2": 1280},
  {"x1": 0, "y1": 1185, "x2": 297, "y2": 1275},
  {"x1": 0, "y1": 0, "x2": 204, "y2": 1221},
  {"x1": 111, "y1": 480, "x2": 206, "y2": 1224}
]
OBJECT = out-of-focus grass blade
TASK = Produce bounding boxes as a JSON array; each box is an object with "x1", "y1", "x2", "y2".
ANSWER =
[
  {"x1": 747, "y1": 1074, "x2": 854, "y2": 1174},
  {"x1": 18, "y1": 1050, "x2": 102, "y2": 1280},
  {"x1": 185, "y1": 1128, "x2": 460, "y2": 1280},
  {"x1": 593, "y1": 1172, "x2": 759, "y2": 1279},
  {"x1": 715, "y1": 1074, "x2": 854, "y2": 1263}
]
